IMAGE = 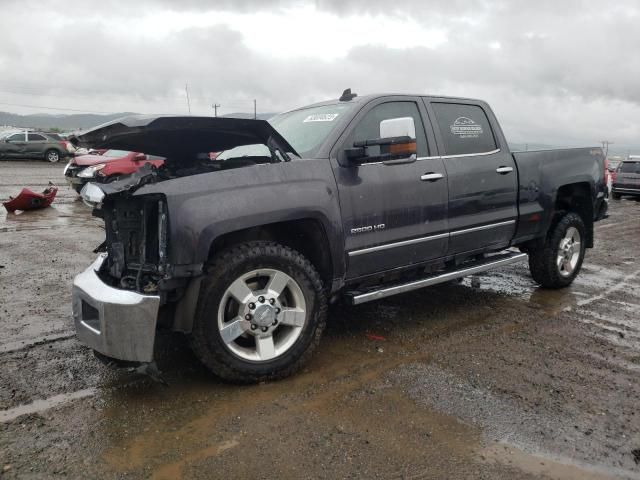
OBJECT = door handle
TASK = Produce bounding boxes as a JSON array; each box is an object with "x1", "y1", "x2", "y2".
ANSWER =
[
  {"x1": 420, "y1": 172, "x2": 444, "y2": 182},
  {"x1": 496, "y1": 166, "x2": 514, "y2": 174}
]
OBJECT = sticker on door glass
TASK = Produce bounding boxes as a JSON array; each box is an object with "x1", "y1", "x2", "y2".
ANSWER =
[
  {"x1": 450, "y1": 117, "x2": 483, "y2": 138},
  {"x1": 303, "y1": 113, "x2": 339, "y2": 123}
]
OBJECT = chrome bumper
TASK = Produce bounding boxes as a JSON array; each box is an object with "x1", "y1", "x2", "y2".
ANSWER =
[{"x1": 72, "y1": 254, "x2": 160, "y2": 362}]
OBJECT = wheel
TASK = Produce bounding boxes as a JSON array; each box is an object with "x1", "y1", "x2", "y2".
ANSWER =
[
  {"x1": 45, "y1": 149, "x2": 61, "y2": 163},
  {"x1": 191, "y1": 241, "x2": 327, "y2": 383},
  {"x1": 612, "y1": 192, "x2": 622, "y2": 200},
  {"x1": 528, "y1": 211, "x2": 586, "y2": 289}
]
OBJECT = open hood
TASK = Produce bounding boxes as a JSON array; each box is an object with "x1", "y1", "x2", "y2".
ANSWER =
[{"x1": 69, "y1": 115, "x2": 298, "y2": 168}]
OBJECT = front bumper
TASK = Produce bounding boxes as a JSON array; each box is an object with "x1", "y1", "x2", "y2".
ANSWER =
[{"x1": 72, "y1": 254, "x2": 160, "y2": 362}]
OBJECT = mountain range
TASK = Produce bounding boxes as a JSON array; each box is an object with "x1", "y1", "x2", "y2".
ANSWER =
[{"x1": 0, "y1": 111, "x2": 275, "y2": 132}]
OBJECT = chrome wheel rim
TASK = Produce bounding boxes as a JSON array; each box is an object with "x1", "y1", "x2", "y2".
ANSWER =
[
  {"x1": 217, "y1": 268, "x2": 307, "y2": 362},
  {"x1": 47, "y1": 151, "x2": 59, "y2": 162},
  {"x1": 557, "y1": 226, "x2": 581, "y2": 277}
]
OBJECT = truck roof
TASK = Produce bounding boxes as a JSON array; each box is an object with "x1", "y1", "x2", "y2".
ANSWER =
[{"x1": 288, "y1": 92, "x2": 486, "y2": 113}]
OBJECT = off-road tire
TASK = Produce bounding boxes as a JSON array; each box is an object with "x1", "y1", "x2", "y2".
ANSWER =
[
  {"x1": 528, "y1": 211, "x2": 586, "y2": 289},
  {"x1": 190, "y1": 241, "x2": 327, "y2": 383},
  {"x1": 45, "y1": 149, "x2": 61, "y2": 163}
]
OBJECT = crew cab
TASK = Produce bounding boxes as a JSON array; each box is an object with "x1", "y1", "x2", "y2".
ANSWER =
[{"x1": 71, "y1": 91, "x2": 608, "y2": 383}]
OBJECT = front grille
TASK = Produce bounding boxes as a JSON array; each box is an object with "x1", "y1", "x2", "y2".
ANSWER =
[{"x1": 102, "y1": 196, "x2": 168, "y2": 289}]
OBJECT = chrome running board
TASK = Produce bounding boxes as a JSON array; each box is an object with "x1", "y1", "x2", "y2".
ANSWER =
[{"x1": 345, "y1": 251, "x2": 528, "y2": 305}]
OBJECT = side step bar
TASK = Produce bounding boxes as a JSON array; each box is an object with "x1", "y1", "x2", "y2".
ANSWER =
[{"x1": 345, "y1": 251, "x2": 528, "y2": 305}]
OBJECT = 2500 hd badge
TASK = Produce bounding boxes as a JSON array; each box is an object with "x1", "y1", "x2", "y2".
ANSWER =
[{"x1": 351, "y1": 224, "x2": 386, "y2": 234}]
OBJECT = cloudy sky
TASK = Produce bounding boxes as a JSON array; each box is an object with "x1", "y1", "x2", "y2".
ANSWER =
[{"x1": 1, "y1": 0, "x2": 639, "y2": 153}]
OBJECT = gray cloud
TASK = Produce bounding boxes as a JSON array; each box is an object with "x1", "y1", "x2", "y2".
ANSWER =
[{"x1": 0, "y1": 0, "x2": 639, "y2": 152}]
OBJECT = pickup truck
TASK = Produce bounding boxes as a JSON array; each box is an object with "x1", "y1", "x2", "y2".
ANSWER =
[{"x1": 71, "y1": 90, "x2": 609, "y2": 383}]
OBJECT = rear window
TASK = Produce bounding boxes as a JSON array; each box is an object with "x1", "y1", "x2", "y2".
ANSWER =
[
  {"x1": 431, "y1": 102, "x2": 497, "y2": 156},
  {"x1": 618, "y1": 161, "x2": 640, "y2": 173}
]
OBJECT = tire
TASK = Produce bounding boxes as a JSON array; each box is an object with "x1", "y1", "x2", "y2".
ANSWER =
[
  {"x1": 528, "y1": 211, "x2": 586, "y2": 289},
  {"x1": 612, "y1": 192, "x2": 622, "y2": 200},
  {"x1": 44, "y1": 149, "x2": 61, "y2": 163},
  {"x1": 191, "y1": 241, "x2": 327, "y2": 383}
]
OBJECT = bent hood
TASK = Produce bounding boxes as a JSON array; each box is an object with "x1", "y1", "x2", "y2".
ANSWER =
[{"x1": 69, "y1": 115, "x2": 298, "y2": 168}]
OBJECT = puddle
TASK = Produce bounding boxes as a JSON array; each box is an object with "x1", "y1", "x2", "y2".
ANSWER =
[{"x1": 480, "y1": 442, "x2": 624, "y2": 480}]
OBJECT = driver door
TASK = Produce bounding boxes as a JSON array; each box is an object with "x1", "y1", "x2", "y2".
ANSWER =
[
  {"x1": 331, "y1": 98, "x2": 449, "y2": 279},
  {"x1": 4, "y1": 132, "x2": 27, "y2": 158}
]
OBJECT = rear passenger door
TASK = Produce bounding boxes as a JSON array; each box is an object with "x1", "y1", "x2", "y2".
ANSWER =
[
  {"x1": 26, "y1": 133, "x2": 48, "y2": 156},
  {"x1": 425, "y1": 100, "x2": 517, "y2": 254}
]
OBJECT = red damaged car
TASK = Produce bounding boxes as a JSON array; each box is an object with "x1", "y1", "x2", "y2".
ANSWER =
[{"x1": 64, "y1": 149, "x2": 165, "y2": 193}]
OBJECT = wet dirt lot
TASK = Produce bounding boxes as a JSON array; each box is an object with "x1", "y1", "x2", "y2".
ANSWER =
[{"x1": 1, "y1": 160, "x2": 639, "y2": 479}]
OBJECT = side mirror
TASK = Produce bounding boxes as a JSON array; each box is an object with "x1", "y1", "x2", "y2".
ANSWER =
[
  {"x1": 340, "y1": 116, "x2": 417, "y2": 167},
  {"x1": 379, "y1": 117, "x2": 416, "y2": 139},
  {"x1": 134, "y1": 153, "x2": 146, "y2": 161}
]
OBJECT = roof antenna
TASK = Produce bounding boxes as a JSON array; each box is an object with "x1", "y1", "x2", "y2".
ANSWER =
[{"x1": 339, "y1": 88, "x2": 357, "y2": 101}]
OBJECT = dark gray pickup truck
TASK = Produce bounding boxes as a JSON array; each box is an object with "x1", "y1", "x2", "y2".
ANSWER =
[{"x1": 71, "y1": 90, "x2": 609, "y2": 382}]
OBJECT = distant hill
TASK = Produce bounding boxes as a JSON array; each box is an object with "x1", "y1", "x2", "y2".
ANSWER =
[
  {"x1": 223, "y1": 112, "x2": 277, "y2": 120},
  {"x1": 0, "y1": 111, "x2": 137, "y2": 132},
  {"x1": 0, "y1": 111, "x2": 277, "y2": 132}
]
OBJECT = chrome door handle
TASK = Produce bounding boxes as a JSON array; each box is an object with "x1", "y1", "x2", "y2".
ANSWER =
[
  {"x1": 496, "y1": 166, "x2": 514, "y2": 174},
  {"x1": 420, "y1": 172, "x2": 444, "y2": 182}
]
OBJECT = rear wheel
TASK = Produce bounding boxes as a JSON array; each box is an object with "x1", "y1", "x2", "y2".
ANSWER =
[
  {"x1": 612, "y1": 192, "x2": 622, "y2": 200},
  {"x1": 44, "y1": 149, "x2": 61, "y2": 163},
  {"x1": 191, "y1": 241, "x2": 327, "y2": 383},
  {"x1": 528, "y1": 212, "x2": 586, "y2": 289}
]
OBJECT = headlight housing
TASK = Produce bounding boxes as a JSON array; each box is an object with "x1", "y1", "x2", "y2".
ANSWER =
[
  {"x1": 77, "y1": 164, "x2": 106, "y2": 178},
  {"x1": 80, "y1": 182, "x2": 105, "y2": 208}
]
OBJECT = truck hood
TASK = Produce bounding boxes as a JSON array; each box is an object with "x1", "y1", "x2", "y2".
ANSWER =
[{"x1": 69, "y1": 115, "x2": 299, "y2": 169}]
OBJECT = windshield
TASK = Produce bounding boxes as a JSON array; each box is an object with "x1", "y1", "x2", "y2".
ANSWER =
[
  {"x1": 214, "y1": 103, "x2": 354, "y2": 161},
  {"x1": 269, "y1": 103, "x2": 353, "y2": 157}
]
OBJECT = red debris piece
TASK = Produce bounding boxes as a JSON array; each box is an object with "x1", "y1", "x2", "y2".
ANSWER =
[
  {"x1": 366, "y1": 333, "x2": 386, "y2": 341},
  {"x1": 3, "y1": 185, "x2": 58, "y2": 212}
]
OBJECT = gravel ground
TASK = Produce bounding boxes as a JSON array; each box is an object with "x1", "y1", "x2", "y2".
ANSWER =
[{"x1": 0, "y1": 160, "x2": 639, "y2": 479}]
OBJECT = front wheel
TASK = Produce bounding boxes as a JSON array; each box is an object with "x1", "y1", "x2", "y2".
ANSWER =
[
  {"x1": 528, "y1": 212, "x2": 586, "y2": 289},
  {"x1": 191, "y1": 241, "x2": 327, "y2": 383},
  {"x1": 45, "y1": 149, "x2": 61, "y2": 163}
]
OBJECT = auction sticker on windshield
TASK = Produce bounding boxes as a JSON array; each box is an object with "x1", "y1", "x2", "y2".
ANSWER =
[{"x1": 303, "y1": 113, "x2": 339, "y2": 122}]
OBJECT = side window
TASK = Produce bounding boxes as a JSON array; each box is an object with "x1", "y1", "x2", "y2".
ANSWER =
[
  {"x1": 351, "y1": 101, "x2": 428, "y2": 156},
  {"x1": 431, "y1": 103, "x2": 497, "y2": 156},
  {"x1": 28, "y1": 133, "x2": 46, "y2": 142},
  {"x1": 7, "y1": 133, "x2": 26, "y2": 142}
]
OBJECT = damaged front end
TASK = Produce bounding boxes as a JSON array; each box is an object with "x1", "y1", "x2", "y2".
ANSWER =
[{"x1": 72, "y1": 115, "x2": 297, "y2": 364}]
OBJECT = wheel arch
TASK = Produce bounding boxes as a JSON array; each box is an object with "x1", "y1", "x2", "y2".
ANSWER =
[
  {"x1": 206, "y1": 218, "x2": 335, "y2": 288},
  {"x1": 554, "y1": 182, "x2": 594, "y2": 248}
]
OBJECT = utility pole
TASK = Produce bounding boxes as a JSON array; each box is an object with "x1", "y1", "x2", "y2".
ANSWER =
[
  {"x1": 212, "y1": 103, "x2": 220, "y2": 117},
  {"x1": 600, "y1": 140, "x2": 613, "y2": 157},
  {"x1": 253, "y1": 99, "x2": 257, "y2": 119},
  {"x1": 185, "y1": 83, "x2": 191, "y2": 114}
]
